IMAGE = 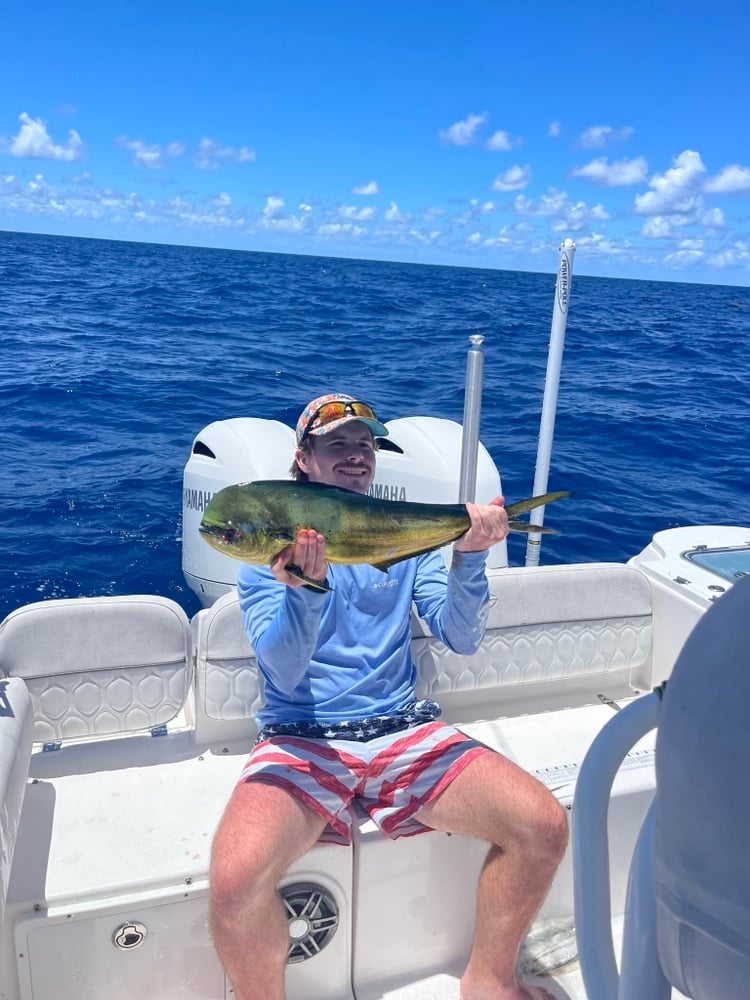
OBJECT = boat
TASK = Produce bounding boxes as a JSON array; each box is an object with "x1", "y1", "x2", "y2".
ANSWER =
[{"x1": 2, "y1": 244, "x2": 749, "y2": 999}]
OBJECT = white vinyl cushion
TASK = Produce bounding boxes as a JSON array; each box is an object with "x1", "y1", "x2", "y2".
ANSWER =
[
  {"x1": 0, "y1": 596, "x2": 191, "y2": 742},
  {"x1": 414, "y1": 563, "x2": 653, "y2": 695},
  {"x1": 0, "y1": 676, "x2": 34, "y2": 921}
]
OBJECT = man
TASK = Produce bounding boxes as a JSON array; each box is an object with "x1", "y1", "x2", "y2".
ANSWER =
[{"x1": 209, "y1": 393, "x2": 568, "y2": 1000}]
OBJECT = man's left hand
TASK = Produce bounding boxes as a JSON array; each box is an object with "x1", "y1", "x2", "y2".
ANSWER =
[{"x1": 454, "y1": 496, "x2": 509, "y2": 552}]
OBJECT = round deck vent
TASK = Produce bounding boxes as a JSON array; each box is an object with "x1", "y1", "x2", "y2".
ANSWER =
[{"x1": 281, "y1": 882, "x2": 339, "y2": 963}]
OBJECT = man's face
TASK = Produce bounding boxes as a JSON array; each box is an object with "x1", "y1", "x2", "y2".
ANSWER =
[{"x1": 296, "y1": 421, "x2": 376, "y2": 493}]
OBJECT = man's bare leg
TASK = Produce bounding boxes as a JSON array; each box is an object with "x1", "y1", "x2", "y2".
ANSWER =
[
  {"x1": 209, "y1": 780, "x2": 328, "y2": 1000},
  {"x1": 415, "y1": 749, "x2": 569, "y2": 1000}
]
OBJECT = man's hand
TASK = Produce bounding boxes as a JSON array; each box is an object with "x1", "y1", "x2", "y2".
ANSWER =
[
  {"x1": 270, "y1": 528, "x2": 329, "y2": 588},
  {"x1": 454, "y1": 496, "x2": 509, "y2": 552}
]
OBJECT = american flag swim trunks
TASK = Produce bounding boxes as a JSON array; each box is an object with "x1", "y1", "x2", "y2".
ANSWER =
[{"x1": 239, "y1": 719, "x2": 487, "y2": 845}]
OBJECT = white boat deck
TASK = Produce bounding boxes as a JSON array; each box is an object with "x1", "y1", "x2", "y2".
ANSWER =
[
  {"x1": 3, "y1": 536, "x2": 747, "y2": 999},
  {"x1": 6, "y1": 695, "x2": 655, "y2": 999}
]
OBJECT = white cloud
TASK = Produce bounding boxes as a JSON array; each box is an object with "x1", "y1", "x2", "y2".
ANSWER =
[
  {"x1": 704, "y1": 164, "x2": 750, "y2": 193},
  {"x1": 195, "y1": 137, "x2": 256, "y2": 169},
  {"x1": 701, "y1": 206, "x2": 725, "y2": 229},
  {"x1": 548, "y1": 121, "x2": 562, "y2": 138},
  {"x1": 338, "y1": 204, "x2": 376, "y2": 221},
  {"x1": 318, "y1": 222, "x2": 367, "y2": 238},
  {"x1": 634, "y1": 150, "x2": 706, "y2": 215},
  {"x1": 469, "y1": 219, "x2": 534, "y2": 249},
  {"x1": 491, "y1": 165, "x2": 532, "y2": 191},
  {"x1": 258, "y1": 195, "x2": 311, "y2": 233},
  {"x1": 575, "y1": 232, "x2": 634, "y2": 258},
  {"x1": 408, "y1": 228, "x2": 442, "y2": 244},
  {"x1": 578, "y1": 125, "x2": 634, "y2": 148},
  {"x1": 5, "y1": 112, "x2": 83, "y2": 161},
  {"x1": 438, "y1": 112, "x2": 487, "y2": 146},
  {"x1": 707, "y1": 240, "x2": 750, "y2": 268},
  {"x1": 664, "y1": 245, "x2": 704, "y2": 267},
  {"x1": 571, "y1": 156, "x2": 648, "y2": 186},
  {"x1": 118, "y1": 137, "x2": 186, "y2": 168},
  {"x1": 352, "y1": 180, "x2": 378, "y2": 195},
  {"x1": 262, "y1": 195, "x2": 286, "y2": 219},
  {"x1": 385, "y1": 201, "x2": 408, "y2": 222},
  {"x1": 512, "y1": 189, "x2": 610, "y2": 231},
  {"x1": 486, "y1": 130, "x2": 514, "y2": 151},
  {"x1": 641, "y1": 216, "x2": 675, "y2": 238},
  {"x1": 27, "y1": 173, "x2": 50, "y2": 195}
]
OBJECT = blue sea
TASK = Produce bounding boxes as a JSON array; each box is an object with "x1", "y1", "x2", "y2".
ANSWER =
[{"x1": 1, "y1": 229, "x2": 748, "y2": 623}]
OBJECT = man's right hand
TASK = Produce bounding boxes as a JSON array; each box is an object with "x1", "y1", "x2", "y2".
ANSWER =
[{"x1": 270, "y1": 528, "x2": 329, "y2": 588}]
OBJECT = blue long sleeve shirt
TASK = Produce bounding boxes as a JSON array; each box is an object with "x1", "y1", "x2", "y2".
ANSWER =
[{"x1": 237, "y1": 549, "x2": 490, "y2": 728}]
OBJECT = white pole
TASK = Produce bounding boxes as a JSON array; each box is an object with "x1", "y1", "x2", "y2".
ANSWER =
[
  {"x1": 524, "y1": 238, "x2": 575, "y2": 567},
  {"x1": 458, "y1": 334, "x2": 485, "y2": 504}
]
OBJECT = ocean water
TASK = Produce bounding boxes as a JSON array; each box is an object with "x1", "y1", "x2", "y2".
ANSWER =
[{"x1": 1, "y1": 229, "x2": 748, "y2": 622}]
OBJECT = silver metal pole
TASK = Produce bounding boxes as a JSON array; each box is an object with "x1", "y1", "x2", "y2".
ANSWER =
[
  {"x1": 525, "y1": 239, "x2": 576, "y2": 567},
  {"x1": 458, "y1": 334, "x2": 485, "y2": 503}
]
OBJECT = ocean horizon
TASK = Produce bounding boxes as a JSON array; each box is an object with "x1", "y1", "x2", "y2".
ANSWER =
[{"x1": 1, "y1": 228, "x2": 748, "y2": 622}]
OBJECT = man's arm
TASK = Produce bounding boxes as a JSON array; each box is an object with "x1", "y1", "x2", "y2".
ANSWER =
[
  {"x1": 412, "y1": 496, "x2": 509, "y2": 654},
  {"x1": 238, "y1": 562, "x2": 328, "y2": 696}
]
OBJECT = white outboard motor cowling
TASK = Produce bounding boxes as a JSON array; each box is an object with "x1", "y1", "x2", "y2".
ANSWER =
[{"x1": 182, "y1": 416, "x2": 506, "y2": 608}]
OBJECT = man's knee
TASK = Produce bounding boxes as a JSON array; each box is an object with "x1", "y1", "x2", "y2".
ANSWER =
[
  {"x1": 521, "y1": 785, "x2": 569, "y2": 868},
  {"x1": 209, "y1": 828, "x2": 277, "y2": 923},
  {"x1": 209, "y1": 779, "x2": 328, "y2": 920},
  {"x1": 540, "y1": 793, "x2": 569, "y2": 860}
]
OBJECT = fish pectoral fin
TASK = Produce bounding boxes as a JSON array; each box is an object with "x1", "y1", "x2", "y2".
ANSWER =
[
  {"x1": 370, "y1": 560, "x2": 395, "y2": 573},
  {"x1": 285, "y1": 563, "x2": 333, "y2": 592},
  {"x1": 507, "y1": 520, "x2": 560, "y2": 534}
]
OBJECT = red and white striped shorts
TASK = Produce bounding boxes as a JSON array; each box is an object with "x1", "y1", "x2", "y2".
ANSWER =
[{"x1": 239, "y1": 720, "x2": 487, "y2": 845}]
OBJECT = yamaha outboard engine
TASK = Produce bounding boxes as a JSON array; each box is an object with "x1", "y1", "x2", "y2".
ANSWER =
[{"x1": 182, "y1": 416, "x2": 507, "y2": 608}]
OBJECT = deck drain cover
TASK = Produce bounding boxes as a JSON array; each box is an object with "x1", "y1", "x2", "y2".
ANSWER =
[{"x1": 281, "y1": 882, "x2": 339, "y2": 963}]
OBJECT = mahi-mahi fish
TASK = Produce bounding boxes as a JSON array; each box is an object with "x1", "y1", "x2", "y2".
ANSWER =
[{"x1": 199, "y1": 480, "x2": 572, "y2": 591}]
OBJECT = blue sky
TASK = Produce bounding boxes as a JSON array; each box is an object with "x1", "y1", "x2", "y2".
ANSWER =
[{"x1": 1, "y1": 0, "x2": 749, "y2": 285}]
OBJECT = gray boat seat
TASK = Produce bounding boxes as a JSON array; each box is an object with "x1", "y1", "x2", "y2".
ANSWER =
[
  {"x1": 0, "y1": 595, "x2": 192, "y2": 744},
  {"x1": 0, "y1": 676, "x2": 34, "y2": 923},
  {"x1": 573, "y1": 574, "x2": 750, "y2": 999},
  {"x1": 653, "y1": 573, "x2": 750, "y2": 998}
]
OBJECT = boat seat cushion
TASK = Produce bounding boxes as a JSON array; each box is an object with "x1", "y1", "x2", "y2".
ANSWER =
[
  {"x1": 191, "y1": 562, "x2": 653, "y2": 742},
  {"x1": 0, "y1": 596, "x2": 192, "y2": 743},
  {"x1": 412, "y1": 562, "x2": 652, "y2": 713},
  {"x1": 0, "y1": 676, "x2": 34, "y2": 922},
  {"x1": 192, "y1": 590, "x2": 262, "y2": 747}
]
